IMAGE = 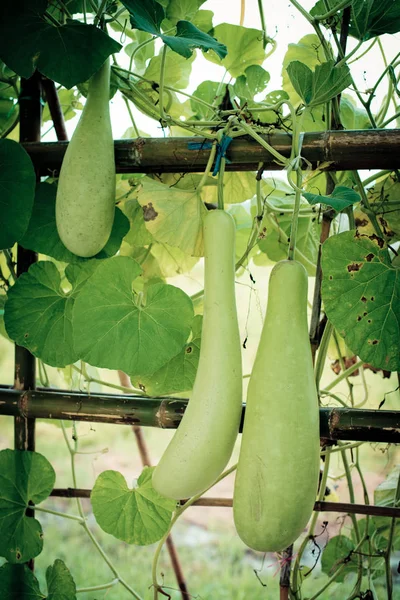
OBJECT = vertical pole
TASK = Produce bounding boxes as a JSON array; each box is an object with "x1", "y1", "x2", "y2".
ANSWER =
[{"x1": 14, "y1": 71, "x2": 42, "y2": 569}]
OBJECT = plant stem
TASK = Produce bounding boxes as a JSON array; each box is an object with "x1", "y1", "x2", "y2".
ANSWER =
[
  {"x1": 76, "y1": 579, "x2": 119, "y2": 593},
  {"x1": 123, "y1": 96, "x2": 140, "y2": 137},
  {"x1": 152, "y1": 464, "x2": 237, "y2": 599},
  {"x1": 34, "y1": 506, "x2": 84, "y2": 522},
  {"x1": 60, "y1": 422, "x2": 144, "y2": 600},
  {"x1": 352, "y1": 170, "x2": 384, "y2": 238},
  {"x1": 291, "y1": 449, "x2": 332, "y2": 598},
  {"x1": 313, "y1": 0, "x2": 352, "y2": 21},
  {"x1": 94, "y1": 0, "x2": 107, "y2": 26},
  {"x1": 322, "y1": 359, "x2": 363, "y2": 392},
  {"x1": 158, "y1": 45, "x2": 168, "y2": 122}
]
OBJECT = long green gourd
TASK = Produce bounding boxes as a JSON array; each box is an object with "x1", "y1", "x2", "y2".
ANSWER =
[
  {"x1": 152, "y1": 209, "x2": 243, "y2": 500},
  {"x1": 233, "y1": 260, "x2": 320, "y2": 552},
  {"x1": 56, "y1": 58, "x2": 115, "y2": 257}
]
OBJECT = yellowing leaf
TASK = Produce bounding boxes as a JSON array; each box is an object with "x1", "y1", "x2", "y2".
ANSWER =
[{"x1": 137, "y1": 178, "x2": 207, "y2": 256}]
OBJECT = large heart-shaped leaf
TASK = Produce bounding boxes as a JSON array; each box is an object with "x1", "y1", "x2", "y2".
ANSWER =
[
  {"x1": 91, "y1": 467, "x2": 176, "y2": 545},
  {"x1": 321, "y1": 230, "x2": 400, "y2": 371},
  {"x1": 202, "y1": 23, "x2": 266, "y2": 77},
  {"x1": 132, "y1": 314, "x2": 202, "y2": 395},
  {"x1": 72, "y1": 256, "x2": 194, "y2": 376},
  {"x1": 349, "y1": 0, "x2": 400, "y2": 40},
  {"x1": 0, "y1": 139, "x2": 36, "y2": 250},
  {"x1": 0, "y1": 449, "x2": 56, "y2": 563},
  {"x1": 0, "y1": 1, "x2": 121, "y2": 88},
  {"x1": 5, "y1": 260, "x2": 98, "y2": 367}
]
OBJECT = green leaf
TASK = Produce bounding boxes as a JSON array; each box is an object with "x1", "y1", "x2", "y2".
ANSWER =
[
  {"x1": 203, "y1": 23, "x2": 266, "y2": 77},
  {"x1": 321, "y1": 230, "x2": 400, "y2": 372},
  {"x1": 339, "y1": 95, "x2": 371, "y2": 130},
  {"x1": 91, "y1": 467, "x2": 176, "y2": 545},
  {"x1": 137, "y1": 178, "x2": 207, "y2": 256},
  {"x1": 0, "y1": 2, "x2": 122, "y2": 88},
  {"x1": 303, "y1": 186, "x2": 361, "y2": 212},
  {"x1": 144, "y1": 47, "x2": 195, "y2": 89},
  {"x1": 257, "y1": 178, "x2": 319, "y2": 275},
  {"x1": 282, "y1": 34, "x2": 328, "y2": 106},
  {"x1": 0, "y1": 563, "x2": 44, "y2": 600},
  {"x1": 164, "y1": 0, "x2": 206, "y2": 26},
  {"x1": 190, "y1": 80, "x2": 225, "y2": 119},
  {"x1": 0, "y1": 294, "x2": 11, "y2": 341},
  {"x1": 122, "y1": 0, "x2": 165, "y2": 35},
  {"x1": 0, "y1": 449, "x2": 56, "y2": 563},
  {"x1": 321, "y1": 535, "x2": 358, "y2": 582},
  {"x1": 20, "y1": 183, "x2": 130, "y2": 263},
  {"x1": 121, "y1": 0, "x2": 226, "y2": 59},
  {"x1": 4, "y1": 260, "x2": 98, "y2": 367},
  {"x1": 349, "y1": 0, "x2": 400, "y2": 40},
  {"x1": 286, "y1": 61, "x2": 313, "y2": 105},
  {"x1": 0, "y1": 64, "x2": 19, "y2": 136},
  {"x1": 374, "y1": 465, "x2": 400, "y2": 507},
  {"x1": 72, "y1": 256, "x2": 194, "y2": 376},
  {"x1": 132, "y1": 314, "x2": 202, "y2": 394},
  {"x1": 163, "y1": 21, "x2": 227, "y2": 59},
  {"x1": 191, "y1": 9, "x2": 214, "y2": 33},
  {"x1": 286, "y1": 60, "x2": 351, "y2": 107},
  {"x1": 234, "y1": 65, "x2": 270, "y2": 102},
  {"x1": 367, "y1": 173, "x2": 400, "y2": 242},
  {"x1": 0, "y1": 139, "x2": 36, "y2": 250},
  {"x1": 46, "y1": 559, "x2": 76, "y2": 600}
]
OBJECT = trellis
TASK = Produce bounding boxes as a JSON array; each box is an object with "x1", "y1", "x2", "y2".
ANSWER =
[{"x1": 1, "y1": 71, "x2": 399, "y2": 598}]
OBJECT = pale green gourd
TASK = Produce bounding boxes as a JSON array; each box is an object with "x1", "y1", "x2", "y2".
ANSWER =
[
  {"x1": 233, "y1": 260, "x2": 320, "y2": 552},
  {"x1": 152, "y1": 210, "x2": 243, "y2": 500},
  {"x1": 56, "y1": 58, "x2": 115, "y2": 257}
]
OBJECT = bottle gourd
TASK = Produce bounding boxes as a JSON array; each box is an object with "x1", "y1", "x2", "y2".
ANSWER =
[
  {"x1": 56, "y1": 58, "x2": 115, "y2": 257},
  {"x1": 233, "y1": 260, "x2": 320, "y2": 552},
  {"x1": 152, "y1": 210, "x2": 242, "y2": 500}
]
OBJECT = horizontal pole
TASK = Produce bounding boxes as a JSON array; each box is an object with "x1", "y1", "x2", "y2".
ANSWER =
[
  {"x1": 0, "y1": 387, "x2": 399, "y2": 443},
  {"x1": 23, "y1": 129, "x2": 400, "y2": 174},
  {"x1": 49, "y1": 488, "x2": 400, "y2": 518}
]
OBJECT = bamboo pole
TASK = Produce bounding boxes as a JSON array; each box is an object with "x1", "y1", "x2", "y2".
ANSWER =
[
  {"x1": 49, "y1": 489, "x2": 400, "y2": 519},
  {"x1": 22, "y1": 129, "x2": 400, "y2": 175},
  {"x1": 14, "y1": 70, "x2": 42, "y2": 573},
  {"x1": 0, "y1": 387, "x2": 399, "y2": 443}
]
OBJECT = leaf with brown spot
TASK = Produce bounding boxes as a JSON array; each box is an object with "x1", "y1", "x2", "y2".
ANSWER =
[
  {"x1": 367, "y1": 173, "x2": 400, "y2": 242},
  {"x1": 322, "y1": 230, "x2": 400, "y2": 371},
  {"x1": 137, "y1": 178, "x2": 206, "y2": 256}
]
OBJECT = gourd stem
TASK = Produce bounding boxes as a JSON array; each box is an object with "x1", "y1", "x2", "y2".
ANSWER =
[
  {"x1": 217, "y1": 157, "x2": 226, "y2": 209},
  {"x1": 196, "y1": 142, "x2": 218, "y2": 193},
  {"x1": 287, "y1": 170, "x2": 303, "y2": 261}
]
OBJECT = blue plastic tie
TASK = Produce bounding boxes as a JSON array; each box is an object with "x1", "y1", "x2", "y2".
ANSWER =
[{"x1": 212, "y1": 135, "x2": 233, "y2": 176}]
